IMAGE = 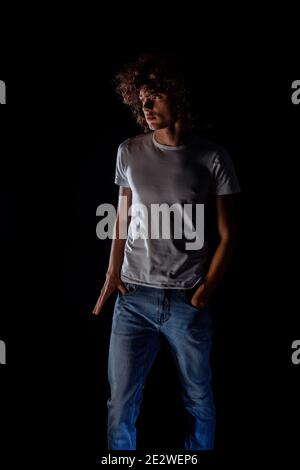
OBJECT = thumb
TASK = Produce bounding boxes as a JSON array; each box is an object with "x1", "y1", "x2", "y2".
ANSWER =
[{"x1": 118, "y1": 282, "x2": 128, "y2": 296}]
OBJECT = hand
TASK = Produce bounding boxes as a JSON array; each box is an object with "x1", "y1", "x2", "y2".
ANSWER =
[
  {"x1": 190, "y1": 280, "x2": 215, "y2": 308},
  {"x1": 92, "y1": 273, "x2": 128, "y2": 315}
]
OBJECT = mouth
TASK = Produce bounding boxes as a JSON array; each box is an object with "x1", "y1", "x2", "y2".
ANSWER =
[{"x1": 145, "y1": 114, "x2": 156, "y2": 121}]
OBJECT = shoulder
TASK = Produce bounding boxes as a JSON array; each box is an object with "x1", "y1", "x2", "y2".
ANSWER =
[
  {"x1": 193, "y1": 135, "x2": 227, "y2": 155},
  {"x1": 118, "y1": 133, "x2": 152, "y2": 153},
  {"x1": 192, "y1": 136, "x2": 230, "y2": 167}
]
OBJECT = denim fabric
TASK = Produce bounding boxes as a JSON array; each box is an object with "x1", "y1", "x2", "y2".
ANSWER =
[{"x1": 107, "y1": 282, "x2": 216, "y2": 450}]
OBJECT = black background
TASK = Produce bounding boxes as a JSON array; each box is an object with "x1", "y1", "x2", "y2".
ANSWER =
[{"x1": 1, "y1": 29, "x2": 299, "y2": 467}]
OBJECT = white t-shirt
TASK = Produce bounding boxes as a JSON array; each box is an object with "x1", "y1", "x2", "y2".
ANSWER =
[{"x1": 115, "y1": 132, "x2": 241, "y2": 289}]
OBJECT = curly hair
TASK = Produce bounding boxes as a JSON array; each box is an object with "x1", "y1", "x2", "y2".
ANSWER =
[{"x1": 114, "y1": 53, "x2": 199, "y2": 133}]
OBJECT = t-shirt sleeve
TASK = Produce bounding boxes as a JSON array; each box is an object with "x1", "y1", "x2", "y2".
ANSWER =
[
  {"x1": 114, "y1": 143, "x2": 131, "y2": 187},
  {"x1": 210, "y1": 148, "x2": 241, "y2": 195}
]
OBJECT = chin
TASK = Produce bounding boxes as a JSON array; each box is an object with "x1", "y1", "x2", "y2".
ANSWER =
[{"x1": 148, "y1": 122, "x2": 162, "y2": 130}]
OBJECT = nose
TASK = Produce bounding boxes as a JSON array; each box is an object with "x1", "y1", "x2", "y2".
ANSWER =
[{"x1": 143, "y1": 98, "x2": 154, "y2": 111}]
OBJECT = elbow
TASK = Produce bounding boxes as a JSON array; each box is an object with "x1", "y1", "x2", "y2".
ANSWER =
[{"x1": 220, "y1": 225, "x2": 239, "y2": 248}]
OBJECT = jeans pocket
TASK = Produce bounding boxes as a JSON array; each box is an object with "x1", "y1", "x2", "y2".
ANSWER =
[
  {"x1": 121, "y1": 282, "x2": 138, "y2": 297},
  {"x1": 180, "y1": 289, "x2": 204, "y2": 310}
]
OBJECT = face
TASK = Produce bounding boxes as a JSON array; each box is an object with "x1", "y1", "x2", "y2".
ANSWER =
[{"x1": 139, "y1": 87, "x2": 177, "y2": 130}]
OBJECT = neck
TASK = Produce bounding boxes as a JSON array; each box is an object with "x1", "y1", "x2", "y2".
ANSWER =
[{"x1": 154, "y1": 122, "x2": 191, "y2": 147}]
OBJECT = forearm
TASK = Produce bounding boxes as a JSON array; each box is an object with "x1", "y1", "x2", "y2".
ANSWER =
[
  {"x1": 106, "y1": 217, "x2": 128, "y2": 277},
  {"x1": 93, "y1": 214, "x2": 129, "y2": 316},
  {"x1": 204, "y1": 236, "x2": 236, "y2": 290}
]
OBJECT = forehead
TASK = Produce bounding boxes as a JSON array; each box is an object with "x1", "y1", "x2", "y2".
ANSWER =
[
  {"x1": 139, "y1": 86, "x2": 165, "y2": 100},
  {"x1": 139, "y1": 86, "x2": 154, "y2": 99}
]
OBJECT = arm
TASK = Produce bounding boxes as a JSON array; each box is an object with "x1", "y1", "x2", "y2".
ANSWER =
[
  {"x1": 191, "y1": 194, "x2": 239, "y2": 308},
  {"x1": 92, "y1": 186, "x2": 132, "y2": 315}
]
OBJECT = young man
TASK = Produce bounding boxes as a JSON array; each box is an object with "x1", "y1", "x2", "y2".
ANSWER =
[{"x1": 93, "y1": 54, "x2": 241, "y2": 450}]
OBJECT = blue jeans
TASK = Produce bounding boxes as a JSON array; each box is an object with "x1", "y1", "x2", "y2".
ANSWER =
[{"x1": 107, "y1": 282, "x2": 216, "y2": 450}]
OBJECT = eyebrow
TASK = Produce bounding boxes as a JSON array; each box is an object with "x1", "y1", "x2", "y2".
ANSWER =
[
  {"x1": 139, "y1": 90, "x2": 160, "y2": 101},
  {"x1": 139, "y1": 93, "x2": 150, "y2": 101}
]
